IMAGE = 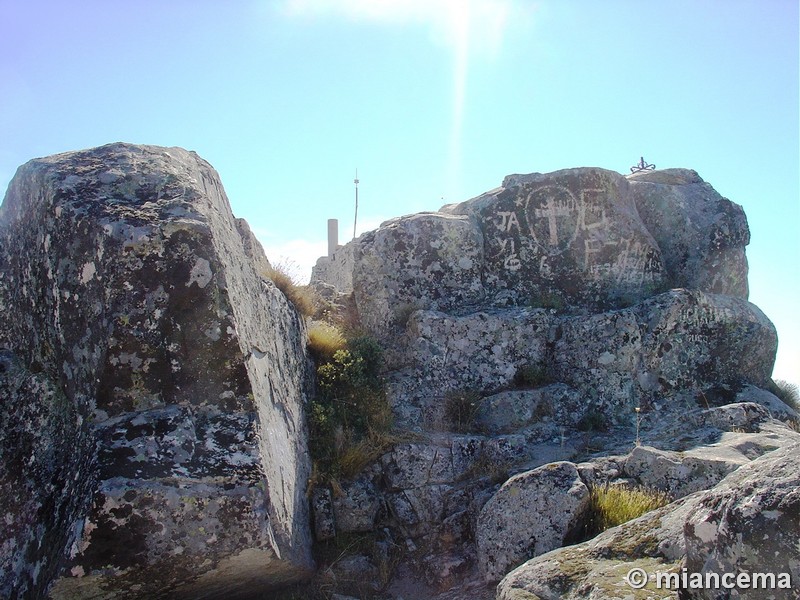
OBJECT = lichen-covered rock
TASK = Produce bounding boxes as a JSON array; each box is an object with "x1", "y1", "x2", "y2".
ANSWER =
[
  {"x1": 389, "y1": 289, "x2": 775, "y2": 432},
  {"x1": 386, "y1": 308, "x2": 552, "y2": 430},
  {"x1": 0, "y1": 352, "x2": 95, "y2": 599},
  {"x1": 496, "y1": 495, "x2": 694, "y2": 600},
  {"x1": 683, "y1": 443, "x2": 800, "y2": 600},
  {"x1": 476, "y1": 461, "x2": 589, "y2": 582},
  {"x1": 445, "y1": 168, "x2": 667, "y2": 310},
  {"x1": 332, "y1": 469, "x2": 383, "y2": 534},
  {"x1": 353, "y1": 213, "x2": 486, "y2": 334},
  {"x1": 497, "y1": 442, "x2": 800, "y2": 600},
  {"x1": 0, "y1": 143, "x2": 314, "y2": 598},
  {"x1": 473, "y1": 384, "x2": 585, "y2": 435},
  {"x1": 550, "y1": 288, "x2": 776, "y2": 406},
  {"x1": 629, "y1": 169, "x2": 750, "y2": 297}
]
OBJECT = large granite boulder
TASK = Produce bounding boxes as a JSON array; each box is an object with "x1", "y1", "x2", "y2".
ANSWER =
[
  {"x1": 353, "y1": 212, "x2": 486, "y2": 333},
  {"x1": 387, "y1": 289, "x2": 776, "y2": 432},
  {"x1": 683, "y1": 443, "x2": 799, "y2": 599},
  {"x1": 476, "y1": 461, "x2": 590, "y2": 582},
  {"x1": 444, "y1": 168, "x2": 667, "y2": 310},
  {"x1": 0, "y1": 144, "x2": 314, "y2": 598},
  {"x1": 314, "y1": 167, "x2": 752, "y2": 337},
  {"x1": 629, "y1": 168, "x2": 749, "y2": 297}
]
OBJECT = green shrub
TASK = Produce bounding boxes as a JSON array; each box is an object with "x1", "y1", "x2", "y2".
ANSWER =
[
  {"x1": 577, "y1": 484, "x2": 671, "y2": 541},
  {"x1": 308, "y1": 335, "x2": 395, "y2": 480},
  {"x1": 444, "y1": 389, "x2": 483, "y2": 433},
  {"x1": 513, "y1": 363, "x2": 549, "y2": 388}
]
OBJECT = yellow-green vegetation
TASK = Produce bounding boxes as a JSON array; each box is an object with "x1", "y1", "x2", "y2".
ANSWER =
[
  {"x1": 580, "y1": 484, "x2": 671, "y2": 540},
  {"x1": 307, "y1": 322, "x2": 347, "y2": 360},
  {"x1": 444, "y1": 389, "x2": 483, "y2": 433},
  {"x1": 263, "y1": 262, "x2": 317, "y2": 317},
  {"x1": 309, "y1": 335, "x2": 397, "y2": 480}
]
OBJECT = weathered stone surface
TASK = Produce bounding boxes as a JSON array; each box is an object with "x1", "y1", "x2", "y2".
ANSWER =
[
  {"x1": 311, "y1": 242, "x2": 355, "y2": 294},
  {"x1": 683, "y1": 443, "x2": 800, "y2": 600},
  {"x1": 0, "y1": 352, "x2": 95, "y2": 599},
  {"x1": 735, "y1": 384, "x2": 799, "y2": 421},
  {"x1": 353, "y1": 213, "x2": 486, "y2": 334},
  {"x1": 332, "y1": 470, "x2": 383, "y2": 534},
  {"x1": 386, "y1": 308, "x2": 552, "y2": 430},
  {"x1": 551, "y1": 289, "x2": 776, "y2": 407},
  {"x1": 497, "y1": 442, "x2": 800, "y2": 600},
  {"x1": 389, "y1": 289, "x2": 775, "y2": 432},
  {"x1": 474, "y1": 384, "x2": 585, "y2": 434},
  {"x1": 0, "y1": 143, "x2": 313, "y2": 598},
  {"x1": 446, "y1": 168, "x2": 667, "y2": 310},
  {"x1": 629, "y1": 168, "x2": 750, "y2": 297},
  {"x1": 317, "y1": 167, "x2": 760, "y2": 337},
  {"x1": 311, "y1": 487, "x2": 336, "y2": 542},
  {"x1": 476, "y1": 461, "x2": 589, "y2": 582}
]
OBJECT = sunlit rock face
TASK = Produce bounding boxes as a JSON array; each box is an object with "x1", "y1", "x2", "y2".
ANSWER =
[
  {"x1": 313, "y1": 167, "x2": 771, "y2": 434},
  {"x1": 628, "y1": 168, "x2": 750, "y2": 298},
  {"x1": 316, "y1": 167, "x2": 752, "y2": 336},
  {"x1": 0, "y1": 143, "x2": 314, "y2": 599}
]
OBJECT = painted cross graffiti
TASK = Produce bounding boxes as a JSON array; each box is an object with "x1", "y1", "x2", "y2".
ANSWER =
[{"x1": 533, "y1": 195, "x2": 572, "y2": 247}]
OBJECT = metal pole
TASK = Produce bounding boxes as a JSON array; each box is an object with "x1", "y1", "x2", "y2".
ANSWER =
[{"x1": 353, "y1": 169, "x2": 359, "y2": 240}]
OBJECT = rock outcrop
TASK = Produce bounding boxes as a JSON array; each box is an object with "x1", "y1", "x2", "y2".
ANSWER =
[
  {"x1": 305, "y1": 165, "x2": 790, "y2": 597},
  {"x1": 475, "y1": 461, "x2": 589, "y2": 582},
  {"x1": 312, "y1": 167, "x2": 773, "y2": 438},
  {"x1": 0, "y1": 144, "x2": 313, "y2": 598},
  {"x1": 497, "y1": 441, "x2": 800, "y2": 600},
  {"x1": 2, "y1": 148, "x2": 790, "y2": 600},
  {"x1": 315, "y1": 167, "x2": 751, "y2": 335}
]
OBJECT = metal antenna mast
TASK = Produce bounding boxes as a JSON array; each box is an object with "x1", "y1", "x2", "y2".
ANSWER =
[{"x1": 353, "y1": 169, "x2": 359, "y2": 240}]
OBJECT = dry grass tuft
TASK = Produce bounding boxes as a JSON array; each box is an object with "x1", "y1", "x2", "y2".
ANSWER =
[
  {"x1": 308, "y1": 322, "x2": 347, "y2": 360},
  {"x1": 583, "y1": 484, "x2": 671, "y2": 537},
  {"x1": 263, "y1": 261, "x2": 317, "y2": 317},
  {"x1": 772, "y1": 379, "x2": 800, "y2": 411}
]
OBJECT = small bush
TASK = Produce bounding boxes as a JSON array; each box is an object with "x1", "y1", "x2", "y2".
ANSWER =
[
  {"x1": 513, "y1": 363, "x2": 549, "y2": 388},
  {"x1": 444, "y1": 389, "x2": 483, "y2": 433},
  {"x1": 578, "y1": 484, "x2": 671, "y2": 540},
  {"x1": 264, "y1": 262, "x2": 317, "y2": 317},
  {"x1": 308, "y1": 335, "x2": 394, "y2": 480},
  {"x1": 308, "y1": 322, "x2": 347, "y2": 360},
  {"x1": 577, "y1": 409, "x2": 609, "y2": 432},
  {"x1": 771, "y1": 379, "x2": 799, "y2": 411}
]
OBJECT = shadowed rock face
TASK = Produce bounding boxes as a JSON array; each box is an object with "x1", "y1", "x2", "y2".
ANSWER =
[{"x1": 0, "y1": 143, "x2": 313, "y2": 598}]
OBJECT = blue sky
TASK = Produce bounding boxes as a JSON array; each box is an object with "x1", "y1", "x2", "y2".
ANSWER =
[{"x1": 1, "y1": 0, "x2": 797, "y2": 385}]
